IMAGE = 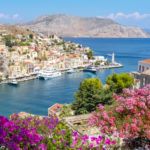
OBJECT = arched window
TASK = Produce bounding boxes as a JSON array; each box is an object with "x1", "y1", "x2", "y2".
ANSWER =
[
  {"x1": 142, "y1": 66, "x2": 144, "y2": 72},
  {"x1": 139, "y1": 65, "x2": 141, "y2": 72}
]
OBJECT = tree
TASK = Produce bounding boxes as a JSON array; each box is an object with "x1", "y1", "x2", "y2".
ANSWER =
[
  {"x1": 93, "y1": 87, "x2": 114, "y2": 106},
  {"x1": 72, "y1": 78, "x2": 103, "y2": 115},
  {"x1": 106, "y1": 73, "x2": 134, "y2": 93},
  {"x1": 5, "y1": 40, "x2": 13, "y2": 47},
  {"x1": 29, "y1": 34, "x2": 33, "y2": 39},
  {"x1": 8, "y1": 48, "x2": 15, "y2": 52},
  {"x1": 86, "y1": 50, "x2": 93, "y2": 59},
  {"x1": 104, "y1": 61, "x2": 110, "y2": 66}
]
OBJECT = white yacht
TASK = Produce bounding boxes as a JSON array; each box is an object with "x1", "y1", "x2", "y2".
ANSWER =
[
  {"x1": 66, "y1": 68, "x2": 76, "y2": 74},
  {"x1": 8, "y1": 79, "x2": 18, "y2": 85},
  {"x1": 39, "y1": 69, "x2": 61, "y2": 80},
  {"x1": 83, "y1": 65, "x2": 97, "y2": 73}
]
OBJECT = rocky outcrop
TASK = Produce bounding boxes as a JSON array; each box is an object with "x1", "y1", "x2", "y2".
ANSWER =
[{"x1": 13, "y1": 14, "x2": 149, "y2": 38}]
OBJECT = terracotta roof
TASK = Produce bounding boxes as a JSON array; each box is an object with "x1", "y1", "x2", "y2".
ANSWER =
[
  {"x1": 104, "y1": 84, "x2": 109, "y2": 88},
  {"x1": 24, "y1": 62, "x2": 32, "y2": 64},
  {"x1": 140, "y1": 59, "x2": 150, "y2": 63},
  {"x1": 49, "y1": 103, "x2": 63, "y2": 113}
]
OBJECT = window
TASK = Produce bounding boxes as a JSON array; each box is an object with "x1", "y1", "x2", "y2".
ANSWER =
[
  {"x1": 139, "y1": 65, "x2": 141, "y2": 72},
  {"x1": 142, "y1": 66, "x2": 144, "y2": 72}
]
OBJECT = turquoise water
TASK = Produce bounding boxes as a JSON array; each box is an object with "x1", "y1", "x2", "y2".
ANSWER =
[{"x1": 1, "y1": 38, "x2": 150, "y2": 117}]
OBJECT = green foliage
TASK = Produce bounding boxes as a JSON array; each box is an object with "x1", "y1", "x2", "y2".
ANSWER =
[
  {"x1": 27, "y1": 55, "x2": 30, "y2": 59},
  {"x1": 104, "y1": 61, "x2": 110, "y2": 65},
  {"x1": 59, "y1": 104, "x2": 73, "y2": 118},
  {"x1": 95, "y1": 61, "x2": 100, "y2": 66},
  {"x1": 5, "y1": 74, "x2": 9, "y2": 79},
  {"x1": 86, "y1": 50, "x2": 93, "y2": 59},
  {"x1": 0, "y1": 78, "x2": 2, "y2": 82},
  {"x1": 94, "y1": 87, "x2": 114, "y2": 106},
  {"x1": 47, "y1": 123, "x2": 72, "y2": 150},
  {"x1": 21, "y1": 38, "x2": 26, "y2": 42},
  {"x1": 29, "y1": 34, "x2": 33, "y2": 39},
  {"x1": 72, "y1": 78, "x2": 103, "y2": 115},
  {"x1": 5, "y1": 40, "x2": 13, "y2": 47},
  {"x1": 8, "y1": 48, "x2": 15, "y2": 52},
  {"x1": 78, "y1": 45, "x2": 81, "y2": 48},
  {"x1": 106, "y1": 73, "x2": 134, "y2": 93},
  {"x1": 2, "y1": 35, "x2": 15, "y2": 48}
]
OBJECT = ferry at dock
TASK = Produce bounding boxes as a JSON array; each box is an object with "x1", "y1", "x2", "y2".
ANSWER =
[
  {"x1": 8, "y1": 79, "x2": 18, "y2": 86},
  {"x1": 83, "y1": 65, "x2": 97, "y2": 73},
  {"x1": 39, "y1": 69, "x2": 61, "y2": 80}
]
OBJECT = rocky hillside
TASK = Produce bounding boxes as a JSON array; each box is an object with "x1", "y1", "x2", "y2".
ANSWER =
[
  {"x1": 13, "y1": 14, "x2": 149, "y2": 38},
  {"x1": 0, "y1": 24, "x2": 37, "y2": 36}
]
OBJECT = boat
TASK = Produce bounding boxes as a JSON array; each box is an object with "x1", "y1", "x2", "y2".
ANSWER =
[
  {"x1": 39, "y1": 69, "x2": 61, "y2": 80},
  {"x1": 66, "y1": 68, "x2": 76, "y2": 74},
  {"x1": 83, "y1": 65, "x2": 97, "y2": 73},
  {"x1": 8, "y1": 79, "x2": 18, "y2": 86}
]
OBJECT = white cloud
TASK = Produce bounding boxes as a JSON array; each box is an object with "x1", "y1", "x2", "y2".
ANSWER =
[
  {"x1": 0, "y1": 13, "x2": 20, "y2": 20},
  {"x1": 12, "y1": 13, "x2": 19, "y2": 19},
  {"x1": 0, "y1": 13, "x2": 9, "y2": 19},
  {"x1": 107, "y1": 12, "x2": 150, "y2": 20}
]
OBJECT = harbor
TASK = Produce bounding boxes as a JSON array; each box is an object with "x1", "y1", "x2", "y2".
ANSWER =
[
  {"x1": 0, "y1": 52, "x2": 123, "y2": 84},
  {"x1": 0, "y1": 38, "x2": 149, "y2": 117}
]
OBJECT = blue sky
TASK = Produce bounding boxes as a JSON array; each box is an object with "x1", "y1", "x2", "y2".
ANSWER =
[{"x1": 0, "y1": 0, "x2": 150, "y2": 29}]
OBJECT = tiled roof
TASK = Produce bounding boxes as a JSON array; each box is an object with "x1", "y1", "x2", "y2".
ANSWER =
[
  {"x1": 140, "y1": 59, "x2": 150, "y2": 63},
  {"x1": 49, "y1": 103, "x2": 63, "y2": 113}
]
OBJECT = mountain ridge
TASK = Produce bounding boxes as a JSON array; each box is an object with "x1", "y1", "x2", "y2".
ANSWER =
[{"x1": 9, "y1": 14, "x2": 149, "y2": 38}]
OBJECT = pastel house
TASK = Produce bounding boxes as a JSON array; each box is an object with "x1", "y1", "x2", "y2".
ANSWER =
[{"x1": 138, "y1": 59, "x2": 150, "y2": 72}]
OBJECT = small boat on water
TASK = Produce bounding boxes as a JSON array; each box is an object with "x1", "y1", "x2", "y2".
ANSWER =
[
  {"x1": 83, "y1": 65, "x2": 97, "y2": 73},
  {"x1": 39, "y1": 69, "x2": 61, "y2": 80},
  {"x1": 8, "y1": 79, "x2": 18, "y2": 86},
  {"x1": 66, "y1": 68, "x2": 76, "y2": 74}
]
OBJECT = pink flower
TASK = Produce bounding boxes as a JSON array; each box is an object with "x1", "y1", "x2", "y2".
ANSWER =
[
  {"x1": 71, "y1": 145, "x2": 75, "y2": 148},
  {"x1": 116, "y1": 106, "x2": 124, "y2": 112},
  {"x1": 111, "y1": 140, "x2": 116, "y2": 144},
  {"x1": 98, "y1": 104, "x2": 104, "y2": 110},
  {"x1": 105, "y1": 139, "x2": 111, "y2": 145}
]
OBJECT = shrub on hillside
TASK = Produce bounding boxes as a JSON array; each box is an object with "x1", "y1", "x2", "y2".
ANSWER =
[
  {"x1": 106, "y1": 73, "x2": 134, "y2": 93},
  {"x1": 0, "y1": 114, "x2": 116, "y2": 150}
]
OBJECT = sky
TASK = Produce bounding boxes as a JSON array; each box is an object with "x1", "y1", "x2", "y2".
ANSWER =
[{"x1": 0, "y1": 0, "x2": 150, "y2": 29}]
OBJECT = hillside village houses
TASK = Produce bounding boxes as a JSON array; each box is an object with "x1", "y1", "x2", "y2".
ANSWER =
[{"x1": 0, "y1": 31, "x2": 91, "y2": 81}]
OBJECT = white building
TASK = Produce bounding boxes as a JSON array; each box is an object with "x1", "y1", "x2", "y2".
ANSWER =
[
  {"x1": 138, "y1": 59, "x2": 150, "y2": 72},
  {"x1": 94, "y1": 56, "x2": 107, "y2": 62}
]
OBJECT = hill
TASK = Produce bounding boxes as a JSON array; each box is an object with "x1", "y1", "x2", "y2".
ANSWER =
[
  {"x1": 12, "y1": 14, "x2": 149, "y2": 38},
  {"x1": 0, "y1": 24, "x2": 37, "y2": 37}
]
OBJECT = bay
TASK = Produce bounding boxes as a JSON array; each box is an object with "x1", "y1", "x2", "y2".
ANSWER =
[{"x1": 1, "y1": 38, "x2": 150, "y2": 117}]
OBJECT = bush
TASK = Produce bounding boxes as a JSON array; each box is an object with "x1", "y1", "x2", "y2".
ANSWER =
[
  {"x1": 86, "y1": 50, "x2": 93, "y2": 59},
  {"x1": 8, "y1": 48, "x2": 15, "y2": 52},
  {"x1": 0, "y1": 114, "x2": 116, "y2": 150},
  {"x1": 89, "y1": 85, "x2": 150, "y2": 149},
  {"x1": 106, "y1": 73, "x2": 134, "y2": 93},
  {"x1": 59, "y1": 104, "x2": 73, "y2": 118}
]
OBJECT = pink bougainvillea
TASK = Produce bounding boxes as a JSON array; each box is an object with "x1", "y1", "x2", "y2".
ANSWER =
[{"x1": 89, "y1": 84, "x2": 150, "y2": 148}]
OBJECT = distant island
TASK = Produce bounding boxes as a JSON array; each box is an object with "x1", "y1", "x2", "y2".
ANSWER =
[{"x1": 10, "y1": 14, "x2": 149, "y2": 38}]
